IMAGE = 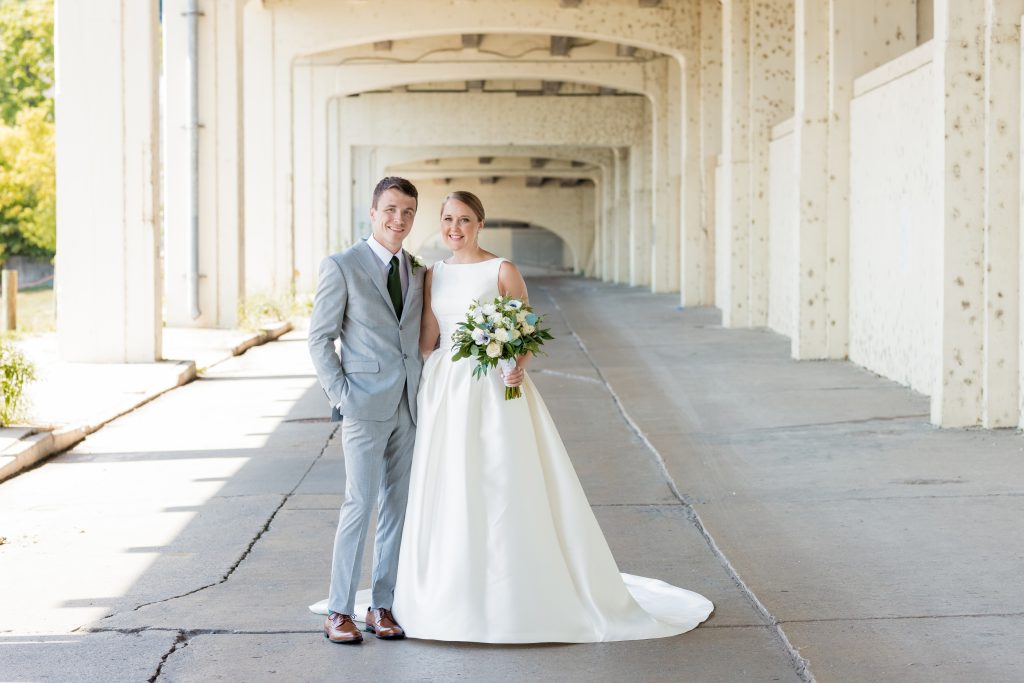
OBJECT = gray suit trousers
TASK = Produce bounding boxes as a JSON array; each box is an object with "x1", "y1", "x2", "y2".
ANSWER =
[{"x1": 327, "y1": 392, "x2": 416, "y2": 616}]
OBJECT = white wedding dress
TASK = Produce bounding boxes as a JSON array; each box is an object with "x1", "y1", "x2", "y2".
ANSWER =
[{"x1": 311, "y1": 257, "x2": 713, "y2": 642}]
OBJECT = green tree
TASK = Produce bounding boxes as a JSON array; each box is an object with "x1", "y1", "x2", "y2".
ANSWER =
[
  {"x1": 0, "y1": 0, "x2": 53, "y2": 126},
  {"x1": 0, "y1": 106, "x2": 55, "y2": 260},
  {"x1": 0, "y1": 0, "x2": 54, "y2": 264}
]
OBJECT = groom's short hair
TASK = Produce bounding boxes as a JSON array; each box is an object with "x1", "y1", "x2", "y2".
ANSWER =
[{"x1": 372, "y1": 176, "x2": 418, "y2": 209}]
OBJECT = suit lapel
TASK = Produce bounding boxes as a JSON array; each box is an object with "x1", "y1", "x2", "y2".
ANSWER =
[
  {"x1": 354, "y1": 240, "x2": 395, "y2": 313},
  {"x1": 400, "y1": 249, "x2": 424, "y2": 324}
]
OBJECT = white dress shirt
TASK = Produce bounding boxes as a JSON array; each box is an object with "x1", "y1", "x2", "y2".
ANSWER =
[{"x1": 366, "y1": 235, "x2": 409, "y2": 299}]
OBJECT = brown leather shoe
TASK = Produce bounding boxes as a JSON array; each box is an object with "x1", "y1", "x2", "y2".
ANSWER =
[
  {"x1": 324, "y1": 612, "x2": 363, "y2": 644},
  {"x1": 365, "y1": 607, "x2": 405, "y2": 639}
]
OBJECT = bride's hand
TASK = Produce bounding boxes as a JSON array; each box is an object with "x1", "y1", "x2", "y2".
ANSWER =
[{"x1": 501, "y1": 365, "x2": 525, "y2": 387}]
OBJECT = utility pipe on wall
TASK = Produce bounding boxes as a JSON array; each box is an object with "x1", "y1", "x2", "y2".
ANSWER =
[{"x1": 185, "y1": 0, "x2": 202, "y2": 320}]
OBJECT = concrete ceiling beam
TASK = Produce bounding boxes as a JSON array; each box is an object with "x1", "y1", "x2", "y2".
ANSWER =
[
  {"x1": 478, "y1": 156, "x2": 494, "y2": 165},
  {"x1": 396, "y1": 168, "x2": 599, "y2": 181},
  {"x1": 541, "y1": 80, "x2": 562, "y2": 95},
  {"x1": 373, "y1": 40, "x2": 392, "y2": 51},
  {"x1": 550, "y1": 36, "x2": 572, "y2": 56},
  {"x1": 525, "y1": 176, "x2": 547, "y2": 188},
  {"x1": 461, "y1": 34, "x2": 483, "y2": 49},
  {"x1": 616, "y1": 44, "x2": 638, "y2": 57},
  {"x1": 530, "y1": 158, "x2": 549, "y2": 169}
]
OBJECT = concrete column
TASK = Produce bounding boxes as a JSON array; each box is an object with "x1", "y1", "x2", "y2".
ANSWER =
[
  {"x1": 720, "y1": 0, "x2": 752, "y2": 326},
  {"x1": 614, "y1": 148, "x2": 630, "y2": 284},
  {"x1": 794, "y1": 0, "x2": 918, "y2": 359},
  {"x1": 982, "y1": 1, "x2": 1023, "y2": 427},
  {"x1": 681, "y1": 49, "x2": 704, "y2": 306},
  {"x1": 242, "y1": 2, "x2": 285, "y2": 298},
  {"x1": 599, "y1": 167, "x2": 614, "y2": 281},
  {"x1": 699, "y1": 0, "x2": 723, "y2": 306},
  {"x1": 630, "y1": 141, "x2": 652, "y2": 288},
  {"x1": 55, "y1": 0, "x2": 161, "y2": 362},
  {"x1": 931, "y1": 0, "x2": 987, "y2": 426},
  {"x1": 326, "y1": 97, "x2": 343, "y2": 253},
  {"x1": 291, "y1": 63, "x2": 334, "y2": 293},
  {"x1": 748, "y1": 0, "x2": 794, "y2": 327},
  {"x1": 649, "y1": 60, "x2": 678, "y2": 294},
  {"x1": 791, "y1": 0, "x2": 829, "y2": 357},
  {"x1": 164, "y1": 0, "x2": 245, "y2": 328}
]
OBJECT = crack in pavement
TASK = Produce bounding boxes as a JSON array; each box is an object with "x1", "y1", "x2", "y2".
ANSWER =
[
  {"x1": 92, "y1": 425, "x2": 338, "y2": 628},
  {"x1": 541, "y1": 286, "x2": 816, "y2": 683},
  {"x1": 781, "y1": 611, "x2": 1024, "y2": 624},
  {"x1": 90, "y1": 626, "x2": 326, "y2": 636},
  {"x1": 148, "y1": 630, "x2": 187, "y2": 683}
]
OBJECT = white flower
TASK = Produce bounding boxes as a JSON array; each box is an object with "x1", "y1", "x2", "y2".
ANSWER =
[
  {"x1": 502, "y1": 317, "x2": 514, "y2": 328},
  {"x1": 507, "y1": 299, "x2": 523, "y2": 310},
  {"x1": 409, "y1": 254, "x2": 426, "y2": 272},
  {"x1": 508, "y1": 328, "x2": 521, "y2": 341},
  {"x1": 488, "y1": 312, "x2": 503, "y2": 324},
  {"x1": 486, "y1": 341, "x2": 502, "y2": 358},
  {"x1": 521, "y1": 323, "x2": 535, "y2": 335},
  {"x1": 473, "y1": 311, "x2": 485, "y2": 324},
  {"x1": 516, "y1": 311, "x2": 528, "y2": 324},
  {"x1": 482, "y1": 303, "x2": 497, "y2": 316},
  {"x1": 471, "y1": 328, "x2": 491, "y2": 345},
  {"x1": 493, "y1": 328, "x2": 510, "y2": 343}
]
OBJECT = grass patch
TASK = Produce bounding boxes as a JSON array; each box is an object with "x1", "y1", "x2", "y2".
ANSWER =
[{"x1": 0, "y1": 286, "x2": 55, "y2": 338}]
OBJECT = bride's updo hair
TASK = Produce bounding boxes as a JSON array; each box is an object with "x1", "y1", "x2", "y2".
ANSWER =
[{"x1": 441, "y1": 191, "x2": 485, "y2": 223}]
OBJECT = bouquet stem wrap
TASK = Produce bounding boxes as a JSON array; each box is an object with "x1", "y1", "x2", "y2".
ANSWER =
[{"x1": 498, "y1": 357, "x2": 520, "y2": 400}]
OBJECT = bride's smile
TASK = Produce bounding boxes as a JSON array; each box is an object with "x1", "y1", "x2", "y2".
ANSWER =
[{"x1": 441, "y1": 199, "x2": 484, "y2": 255}]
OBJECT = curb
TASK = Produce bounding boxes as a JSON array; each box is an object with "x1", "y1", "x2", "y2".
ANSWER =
[{"x1": 0, "y1": 321, "x2": 294, "y2": 485}]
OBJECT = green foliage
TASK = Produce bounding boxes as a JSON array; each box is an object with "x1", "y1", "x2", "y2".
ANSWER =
[
  {"x1": 0, "y1": 0, "x2": 54, "y2": 126},
  {"x1": 0, "y1": 1, "x2": 55, "y2": 265},
  {"x1": 0, "y1": 336, "x2": 36, "y2": 425},
  {"x1": 0, "y1": 106, "x2": 55, "y2": 261}
]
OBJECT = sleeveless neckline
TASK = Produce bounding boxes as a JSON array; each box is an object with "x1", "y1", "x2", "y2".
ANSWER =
[{"x1": 441, "y1": 257, "x2": 504, "y2": 266}]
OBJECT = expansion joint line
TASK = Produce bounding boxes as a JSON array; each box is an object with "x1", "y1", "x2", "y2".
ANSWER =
[
  {"x1": 539, "y1": 286, "x2": 816, "y2": 683},
  {"x1": 98, "y1": 425, "x2": 339, "y2": 623}
]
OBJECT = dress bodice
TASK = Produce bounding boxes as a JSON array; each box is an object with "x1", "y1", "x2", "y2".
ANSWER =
[{"x1": 431, "y1": 257, "x2": 507, "y2": 346}]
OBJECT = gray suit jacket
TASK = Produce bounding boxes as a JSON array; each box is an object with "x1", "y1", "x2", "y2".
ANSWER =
[{"x1": 308, "y1": 240, "x2": 424, "y2": 423}]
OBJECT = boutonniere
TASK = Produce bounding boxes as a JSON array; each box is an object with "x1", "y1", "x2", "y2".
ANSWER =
[{"x1": 409, "y1": 254, "x2": 426, "y2": 273}]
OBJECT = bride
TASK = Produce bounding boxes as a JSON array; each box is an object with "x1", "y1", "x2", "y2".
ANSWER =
[{"x1": 313, "y1": 190, "x2": 713, "y2": 643}]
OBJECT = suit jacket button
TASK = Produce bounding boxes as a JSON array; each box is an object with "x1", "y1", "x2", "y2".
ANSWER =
[
  {"x1": 403, "y1": 353, "x2": 408, "y2": 359},
  {"x1": 399, "y1": 325, "x2": 403, "y2": 330}
]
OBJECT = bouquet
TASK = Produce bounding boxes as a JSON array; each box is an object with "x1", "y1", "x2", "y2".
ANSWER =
[{"x1": 450, "y1": 296, "x2": 554, "y2": 400}]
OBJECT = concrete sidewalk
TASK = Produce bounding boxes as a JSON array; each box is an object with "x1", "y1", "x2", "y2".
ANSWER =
[
  {"x1": 0, "y1": 276, "x2": 1020, "y2": 681},
  {"x1": 0, "y1": 323, "x2": 291, "y2": 483}
]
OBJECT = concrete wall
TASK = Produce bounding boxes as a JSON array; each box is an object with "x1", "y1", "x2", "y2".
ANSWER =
[
  {"x1": 768, "y1": 119, "x2": 795, "y2": 337},
  {"x1": 848, "y1": 49, "x2": 939, "y2": 395}
]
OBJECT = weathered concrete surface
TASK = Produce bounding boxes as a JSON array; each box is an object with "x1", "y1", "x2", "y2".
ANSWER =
[
  {"x1": 5, "y1": 275, "x2": 1021, "y2": 680},
  {"x1": 0, "y1": 324, "x2": 292, "y2": 484},
  {"x1": 540, "y1": 276, "x2": 1024, "y2": 681}
]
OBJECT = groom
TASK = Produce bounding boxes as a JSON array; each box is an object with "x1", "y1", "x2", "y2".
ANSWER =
[{"x1": 308, "y1": 176, "x2": 424, "y2": 644}]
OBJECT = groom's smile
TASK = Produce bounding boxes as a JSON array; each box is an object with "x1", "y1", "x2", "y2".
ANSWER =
[{"x1": 370, "y1": 187, "x2": 418, "y2": 252}]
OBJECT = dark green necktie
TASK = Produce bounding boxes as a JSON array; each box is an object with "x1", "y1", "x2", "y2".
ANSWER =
[{"x1": 387, "y1": 255, "x2": 403, "y2": 319}]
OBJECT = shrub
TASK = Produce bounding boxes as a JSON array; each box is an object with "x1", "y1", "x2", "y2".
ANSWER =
[{"x1": 0, "y1": 337, "x2": 35, "y2": 425}]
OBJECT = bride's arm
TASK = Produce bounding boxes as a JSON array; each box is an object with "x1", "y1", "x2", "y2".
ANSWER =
[
  {"x1": 419, "y1": 266, "x2": 440, "y2": 359},
  {"x1": 498, "y1": 261, "x2": 531, "y2": 386}
]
